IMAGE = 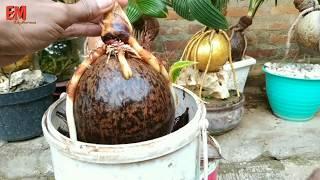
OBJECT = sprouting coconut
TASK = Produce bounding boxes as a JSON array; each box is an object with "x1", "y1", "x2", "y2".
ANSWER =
[
  {"x1": 286, "y1": 0, "x2": 320, "y2": 56},
  {"x1": 229, "y1": 0, "x2": 269, "y2": 61},
  {"x1": 132, "y1": 16, "x2": 160, "y2": 51},
  {"x1": 229, "y1": 16, "x2": 252, "y2": 61},
  {"x1": 182, "y1": 28, "x2": 230, "y2": 72},
  {"x1": 66, "y1": 2, "x2": 175, "y2": 144},
  {"x1": 178, "y1": 27, "x2": 239, "y2": 99}
]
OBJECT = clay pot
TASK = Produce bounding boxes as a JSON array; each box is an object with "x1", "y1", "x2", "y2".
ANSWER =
[{"x1": 206, "y1": 91, "x2": 245, "y2": 135}]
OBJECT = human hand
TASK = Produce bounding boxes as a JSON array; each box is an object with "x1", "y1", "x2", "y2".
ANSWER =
[{"x1": 0, "y1": 0, "x2": 127, "y2": 66}]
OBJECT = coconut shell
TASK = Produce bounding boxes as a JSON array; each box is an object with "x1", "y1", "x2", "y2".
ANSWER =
[
  {"x1": 230, "y1": 30, "x2": 246, "y2": 61},
  {"x1": 73, "y1": 54, "x2": 175, "y2": 144},
  {"x1": 295, "y1": 10, "x2": 320, "y2": 55},
  {"x1": 192, "y1": 32, "x2": 229, "y2": 72},
  {"x1": 294, "y1": 0, "x2": 318, "y2": 12}
]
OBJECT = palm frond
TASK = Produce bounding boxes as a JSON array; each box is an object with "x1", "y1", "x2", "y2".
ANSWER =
[
  {"x1": 248, "y1": 0, "x2": 277, "y2": 18},
  {"x1": 248, "y1": 0, "x2": 264, "y2": 18},
  {"x1": 171, "y1": 0, "x2": 194, "y2": 20},
  {"x1": 189, "y1": 0, "x2": 228, "y2": 29},
  {"x1": 126, "y1": 0, "x2": 168, "y2": 23},
  {"x1": 126, "y1": 0, "x2": 143, "y2": 23}
]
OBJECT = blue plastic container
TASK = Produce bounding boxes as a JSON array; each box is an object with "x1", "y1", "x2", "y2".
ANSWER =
[{"x1": 263, "y1": 66, "x2": 320, "y2": 121}]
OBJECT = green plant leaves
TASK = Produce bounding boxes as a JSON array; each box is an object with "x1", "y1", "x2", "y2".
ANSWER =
[
  {"x1": 138, "y1": 0, "x2": 168, "y2": 17},
  {"x1": 189, "y1": 0, "x2": 228, "y2": 29},
  {"x1": 127, "y1": 0, "x2": 228, "y2": 29},
  {"x1": 126, "y1": 0, "x2": 168, "y2": 23},
  {"x1": 248, "y1": 0, "x2": 264, "y2": 17},
  {"x1": 248, "y1": 0, "x2": 277, "y2": 18},
  {"x1": 166, "y1": 0, "x2": 228, "y2": 29},
  {"x1": 171, "y1": 0, "x2": 194, "y2": 21},
  {"x1": 126, "y1": 1, "x2": 143, "y2": 23},
  {"x1": 169, "y1": 61, "x2": 198, "y2": 83}
]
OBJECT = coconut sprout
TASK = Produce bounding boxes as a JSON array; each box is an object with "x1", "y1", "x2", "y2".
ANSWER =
[
  {"x1": 66, "y1": 2, "x2": 175, "y2": 144},
  {"x1": 229, "y1": 0, "x2": 278, "y2": 61},
  {"x1": 179, "y1": 28, "x2": 240, "y2": 99}
]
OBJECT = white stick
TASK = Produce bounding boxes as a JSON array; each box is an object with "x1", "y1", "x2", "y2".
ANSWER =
[{"x1": 66, "y1": 96, "x2": 78, "y2": 141}]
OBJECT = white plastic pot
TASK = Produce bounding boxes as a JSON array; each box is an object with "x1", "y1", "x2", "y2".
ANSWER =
[
  {"x1": 42, "y1": 85, "x2": 219, "y2": 180},
  {"x1": 223, "y1": 56, "x2": 256, "y2": 92}
]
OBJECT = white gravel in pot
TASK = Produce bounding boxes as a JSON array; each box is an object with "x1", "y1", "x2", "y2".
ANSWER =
[{"x1": 265, "y1": 62, "x2": 320, "y2": 80}]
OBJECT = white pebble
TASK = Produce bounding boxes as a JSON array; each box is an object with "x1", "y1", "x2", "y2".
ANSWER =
[{"x1": 265, "y1": 63, "x2": 320, "y2": 80}]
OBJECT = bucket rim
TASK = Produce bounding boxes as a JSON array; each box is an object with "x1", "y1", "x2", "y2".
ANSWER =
[
  {"x1": 223, "y1": 56, "x2": 256, "y2": 70},
  {"x1": 206, "y1": 92, "x2": 245, "y2": 111},
  {"x1": 42, "y1": 84, "x2": 207, "y2": 164}
]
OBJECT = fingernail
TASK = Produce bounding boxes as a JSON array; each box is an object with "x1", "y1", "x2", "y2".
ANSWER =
[{"x1": 96, "y1": 0, "x2": 113, "y2": 9}]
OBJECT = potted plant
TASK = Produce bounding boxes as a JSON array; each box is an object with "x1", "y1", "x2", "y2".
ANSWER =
[
  {"x1": 222, "y1": 0, "x2": 278, "y2": 92},
  {"x1": 171, "y1": 60, "x2": 245, "y2": 135},
  {"x1": 81, "y1": 0, "x2": 240, "y2": 136},
  {"x1": 124, "y1": 0, "x2": 277, "y2": 92},
  {"x1": 37, "y1": 38, "x2": 84, "y2": 99},
  {"x1": 263, "y1": 0, "x2": 320, "y2": 122},
  {"x1": 160, "y1": 0, "x2": 243, "y2": 135},
  {"x1": 0, "y1": 55, "x2": 57, "y2": 142}
]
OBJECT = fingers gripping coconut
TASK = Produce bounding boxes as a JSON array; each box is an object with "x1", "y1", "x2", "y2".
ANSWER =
[
  {"x1": 66, "y1": 2, "x2": 175, "y2": 144},
  {"x1": 286, "y1": 0, "x2": 320, "y2": 56}
]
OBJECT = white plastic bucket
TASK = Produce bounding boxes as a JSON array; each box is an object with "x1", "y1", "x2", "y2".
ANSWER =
[
  {"x1": 42, "y1": 85, "x2": 218, "y2": 180},
  {"x1": 223, "y1": 56, "x2": 256, "y2": 92}
]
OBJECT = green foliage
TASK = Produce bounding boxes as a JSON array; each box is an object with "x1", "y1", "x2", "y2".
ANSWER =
[
  {"x1": 170, "y1": 0, "x2": 194, "y2": 21},
  {"x1": 248, "y1": 0, "x2": 277, "y2": 18},
  {"x1": 126, "y1": 0, "x2": 168, "y2": 24},
  {"x1": 127, "y1": 0, "x2": 228, "y2": 30},
  {"x1": 169, "y1": 61, "x2": 198, "y2": 83},
  {"x1": 38, "y1": 40, "x2": 81, "y2": 82},
  {"x1": 188, "y1": 0, "x2": 228, "y2": 29},
  {"x1": 126, "y1": 0, "x2": 278, "y2": 30},
  {"x1": 126, "y1": 1, "x2": 143, "y2": 23},
  {"x1": 248, "y1": 0, "x2": 264, "y2": 17}
]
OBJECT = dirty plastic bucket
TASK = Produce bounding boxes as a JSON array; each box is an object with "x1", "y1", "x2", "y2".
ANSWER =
[
  {"x1": 43, "y1": 85, "x2": 219, "y2": 180},
  {"x1": 223, "y1": 56, "x2": 256, "y2": 92}
]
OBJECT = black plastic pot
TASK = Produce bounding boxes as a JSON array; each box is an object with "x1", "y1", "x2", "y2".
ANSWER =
[{"x1": 0, "y1": 74, "x2": 57, "y2": 141}]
